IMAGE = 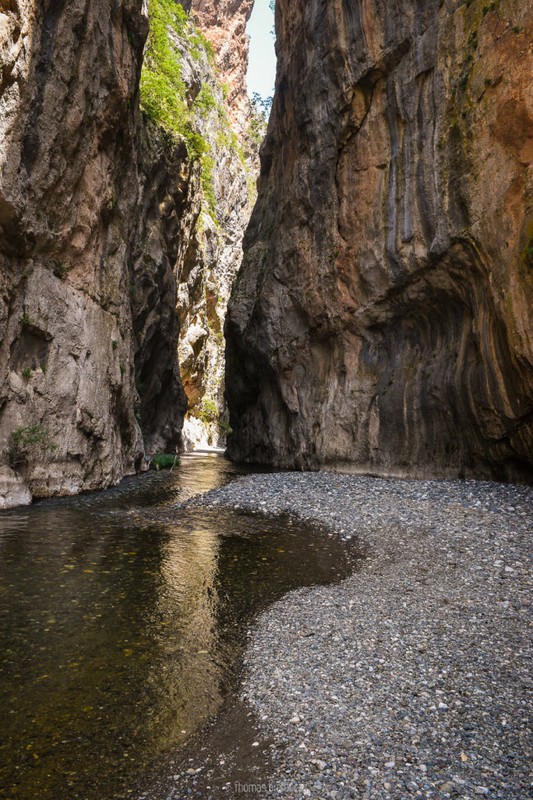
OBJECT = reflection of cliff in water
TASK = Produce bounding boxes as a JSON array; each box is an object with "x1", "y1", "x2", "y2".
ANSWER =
[
  {"x1": 152, "y1": 515, "x2": 222, "y2": 746},
  {"x1": 0, "y1": 454, "x2": 360, "y2": 800}
]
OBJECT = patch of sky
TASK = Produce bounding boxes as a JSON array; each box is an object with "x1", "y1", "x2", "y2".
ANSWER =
[{"x1": 246, "y1": 0, "x2": 276, "y2": 107}]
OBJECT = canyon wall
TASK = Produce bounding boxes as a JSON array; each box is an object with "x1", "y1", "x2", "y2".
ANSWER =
[
  {"x1": 0, "y1": 0, "x2": 150, "y2": 506},
  {"x1": 0, "y1": 0, "x2": 254, "y2": 506},
  {"x1": 226, "y1": 0, "x2": 533, "y2": 481},
  {"x1": 188, "y1": 0, "x2": 255, "y2": 134},
  {"x1": 158, "y1": 0, "x2": 256, "y2": 450}
]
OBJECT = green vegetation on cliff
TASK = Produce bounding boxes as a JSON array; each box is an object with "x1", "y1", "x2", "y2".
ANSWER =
[
  {"x1": 140, "y1": 0, "x2": 218, "y2": 211},
  {"x1": 140, "y1": 0, "x2": 206, "y2": 153},
  {"x1": 8, "y1": 425, "x2": 57, "y2": 469},
  {"x1": 140, "y1": 0, "x2": 252, "y2": 220}
]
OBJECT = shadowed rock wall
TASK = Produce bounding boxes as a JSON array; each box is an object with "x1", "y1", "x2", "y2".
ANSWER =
[
  {"x1": 0, "y1": 0, "x2": 256, "y2": 506},
  {"x1": 226, "y1": 0, "x2": 533, "y2": 481},
  {"x1": 0, "y1": 0, "x2": 150, "y2": 504},
  {"x1": 0, "y1": 1, "x2": 197, "y2": 505},
  {"x1": 131, "y1": 126, "x2": 194, "y2": 455}
]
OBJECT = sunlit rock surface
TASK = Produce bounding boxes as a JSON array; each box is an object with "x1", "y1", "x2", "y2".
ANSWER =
[
  {"x1": 188, "y1": 0, "x2": 255, "y2": 134},
  {"x1": 174, "y1": 0, "x2": 258, "y2": 449}
]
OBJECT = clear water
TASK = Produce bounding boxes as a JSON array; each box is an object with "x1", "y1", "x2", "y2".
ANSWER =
[{"x1": 0, "y1": 454, "x2": 356, "y2": 800}]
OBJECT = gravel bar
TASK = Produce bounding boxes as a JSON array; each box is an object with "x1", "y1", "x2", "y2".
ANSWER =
[{"x1": 187, "y1": 472, "x2": 532, "y2": 800}]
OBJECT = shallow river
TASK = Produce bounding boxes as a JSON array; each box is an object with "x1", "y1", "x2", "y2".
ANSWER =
[{"x1": 0, "y1": 454, "x2": 356, "y2": 800}]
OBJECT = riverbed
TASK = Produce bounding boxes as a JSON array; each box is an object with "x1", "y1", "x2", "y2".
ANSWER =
[
  {"x1": 0, "y1": 454, "x2": 359, "y2": 800},
  {"x1": 187, "y1": 472, "x2": 532, "y2": 800}
]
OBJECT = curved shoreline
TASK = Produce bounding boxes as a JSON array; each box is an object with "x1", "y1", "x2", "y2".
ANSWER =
[{"x1": 183, "y1": 472, "x2": 532, "y2": 799}]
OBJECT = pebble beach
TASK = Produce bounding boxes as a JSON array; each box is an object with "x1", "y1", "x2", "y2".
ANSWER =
[{"x1": 186, "y1": 472, "x2": 532, "y2": 800}]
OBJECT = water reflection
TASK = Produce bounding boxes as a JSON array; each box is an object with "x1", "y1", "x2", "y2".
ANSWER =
[
  {"x1": 0, "y1": 455, "x2": 358, "y2": 800},
  {"x1": 151, "y1": 520, "x2": 222, "y2": 747}
]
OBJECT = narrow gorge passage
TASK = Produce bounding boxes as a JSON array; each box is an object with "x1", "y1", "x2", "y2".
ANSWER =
[
  {"x1": 0, "y1": 2, "x2": 532, "y2": 800},
  {"x1": 1, "y1": 1, "x2": 531, "y2": 509}
]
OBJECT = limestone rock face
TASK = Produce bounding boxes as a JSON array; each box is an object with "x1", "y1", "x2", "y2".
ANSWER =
[
  {"x1": 0, "y1": 466, "x2": 31, "y2": 509},
  {"x1": 226, "y1": 0, "x2": 533, "y2": 481},
  {"x1": 131, "y1": 127, "x2": 193, "y2": 455},
  {"x1": 189, "y1": 0, "x2": 255, "y2": 134},
  {"x1": 0, "y1": 0, "x2": 256, "y2": 505},
  {"x1": 164, "y1": 3, "x2": 256, "y2": 451},
  {"x1": 0, "y1": 0, "x2": 149, "y2": 502}
]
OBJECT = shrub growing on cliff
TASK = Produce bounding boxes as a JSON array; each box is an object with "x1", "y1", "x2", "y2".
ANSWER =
[
  {"x1": 218, "y1": 417, "x2": 233, "y2": 437},
  {"x1": 140, "y1": 0, "x2": 220, "y2": 216},
  {"x1": 52, "y1": 260, "x2": 71, "y2": 280},
  {"x1": 8, "y1": 424, "x2": 57, "y2": 469},
  {"x1": 140, "y1": 0, "x2": 189, "y2": 139},
  {"x1": 197, "y1": 397, "x2": 218, "y2": 425}
]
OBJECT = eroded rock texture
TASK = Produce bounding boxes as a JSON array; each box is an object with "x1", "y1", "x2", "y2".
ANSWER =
[
  {"x1": 0, "y1": 0, "x2": 255, "y2": 506},
  {"x1": 226, "y1": 0, "x2": 533, "y2": 481},
  {"x1": 169, "y1": 1, "x2": 257, "y2": 450},
  {"x1": 0, "y1": 0, "x2": 149, "y2": 503},
  {"x1": 188, "y1": 0, "x2": 255, "y2": 134},
  {"x1": 131, "y1": 126, "x2": 193, "y2": 455}
]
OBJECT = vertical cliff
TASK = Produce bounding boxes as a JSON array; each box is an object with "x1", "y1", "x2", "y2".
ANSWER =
[
  {"x1": 189, "y1": 0, "x2": 255, "y2": 134},
  {"x1": 225, "y1": 0, "x2": 533, "y2": 481},
  {"x1": 0, "y1": 0, "x2": 149, "y2": 506},
  {"x1": 147, "y1": 0, "x2": 257, "y2": 450},
  {"x1": 131, "y1": 125, "x2": 193, "y2": 456},
  {"x1": 0, "y1": 0, "x2": 255, "y2": 507}
]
